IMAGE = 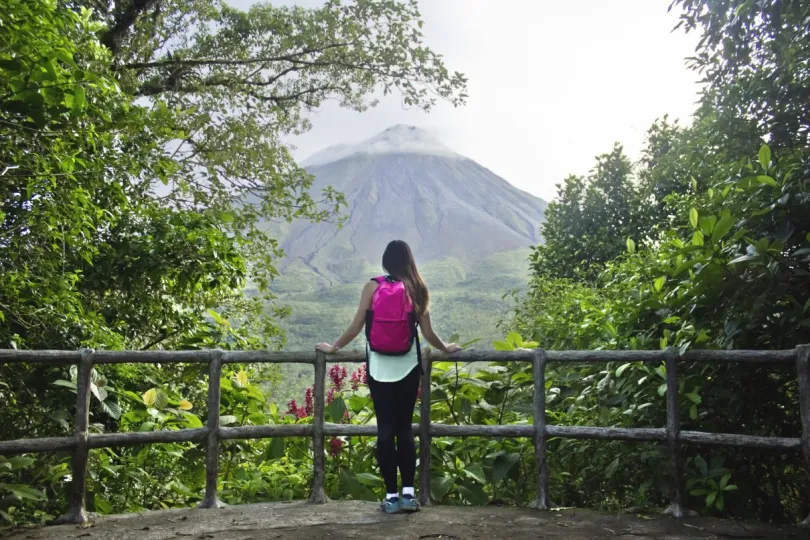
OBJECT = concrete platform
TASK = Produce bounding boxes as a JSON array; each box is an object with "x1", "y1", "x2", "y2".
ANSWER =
[{"x1": 2, "y1": 501, "x2": 803, "y2": 539}]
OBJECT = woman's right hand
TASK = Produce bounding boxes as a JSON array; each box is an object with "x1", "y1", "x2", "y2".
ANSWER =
[{"x1": 444, "y1": 343, "x2": 462, "y2": 354}]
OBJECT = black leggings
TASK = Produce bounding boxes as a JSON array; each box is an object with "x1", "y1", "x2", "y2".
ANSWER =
[{"x1": 368, "y1": 366, "x2": 420, "y2": 494}]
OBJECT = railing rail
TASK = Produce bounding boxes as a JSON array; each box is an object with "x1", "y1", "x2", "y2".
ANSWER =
[{"x1": 0, "y1": 346, "x2": 808, "y2": 525}]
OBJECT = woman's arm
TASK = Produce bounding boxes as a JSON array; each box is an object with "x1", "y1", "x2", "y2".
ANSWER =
[
  {"x1": 315, "y1": 281, "x2": 377, "y2": 353},
  {"x1": 419, "y1": 311, "x2": 461, "y2": 354}
]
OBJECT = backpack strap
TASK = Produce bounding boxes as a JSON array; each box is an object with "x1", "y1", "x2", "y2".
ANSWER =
[
  {"x1": 371, "y1": 276, "x2": 385, "y2": 284},
  {"x1": 410, "y1": 312, "x2": 424, "y2": 376}
]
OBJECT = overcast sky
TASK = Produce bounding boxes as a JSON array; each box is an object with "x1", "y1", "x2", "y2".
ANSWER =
[{"x1": 228, "y1": 0, "x2": 702, "y2": 201}]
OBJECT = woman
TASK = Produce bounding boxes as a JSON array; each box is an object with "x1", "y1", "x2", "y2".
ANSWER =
[{"x1": 316, "y1": 240, "x2": 461, "y2": 513}]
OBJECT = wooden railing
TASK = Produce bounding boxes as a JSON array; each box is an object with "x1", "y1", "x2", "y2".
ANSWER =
[{"x1": 1, "y1": 346, "x2": 809, "y2": 526}]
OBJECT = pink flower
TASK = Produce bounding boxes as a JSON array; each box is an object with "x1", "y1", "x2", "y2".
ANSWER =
[
  {"x1": 329, "y1": 437, "x2": 344, "y2": 457},
  {"x1": 350, "y1": 364, "x2": 368, "y2": 390},
  {"x1": 286, "y1": 398, "x2": 299, "y2": 417},
  {"x1": 304, "y1": 388, "x2": 314, "y2": 416},
  {"x1": 326, "y1": 387, "x2": 336, "y2": 405},
  {"x1": 329, "y1": 364, "x2": 348, "y2": 391}
]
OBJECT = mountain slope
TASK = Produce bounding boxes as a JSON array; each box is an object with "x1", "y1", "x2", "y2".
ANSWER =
[{"x1": 279, "y1": 125, "x2": 546, "y2": 282}]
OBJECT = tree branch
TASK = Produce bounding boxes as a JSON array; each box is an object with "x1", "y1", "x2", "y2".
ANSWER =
[
  {"x1": 122, "y1": 43, "x2": 353, "y2": 70},
  {"x1": 101, "y1": 0, "x2": 160, "y2": 55}
]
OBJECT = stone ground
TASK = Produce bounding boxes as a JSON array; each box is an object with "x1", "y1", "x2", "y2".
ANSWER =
[{"x1": 1, "y1": 501, "x2": 804, "y2": 540}]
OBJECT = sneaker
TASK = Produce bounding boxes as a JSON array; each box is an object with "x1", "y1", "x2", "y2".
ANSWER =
[
  {"x1": 400, "y1": 494, "x2": 420, "y2": 512},
  {"x1": 380, "y1": 497, "x2": 400, "y2": 514}
]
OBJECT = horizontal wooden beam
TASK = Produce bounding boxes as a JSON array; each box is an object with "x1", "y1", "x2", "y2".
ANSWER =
[
  {"x1": 2, "y1": 425, "x2": 799, "y2": 455},
  {"x1": 680, "y1": 430, "x2": 800, "y2": 450},
  {"x1": 221, "y1": 424, "x2": 314, "y2": 440},
  {"x1": 0, "y1": 348, "x2": 797, "y2": 366},
  {"x1": 88, "y1": 428, "x2": 209, "y2": 448},
  {"x1": 0, "y1": 436, "x2": 76, "y2": 454},
  {"x1": 681, "y1": 349, "x2": 795, "y2": 364},
  {"x1": 93, "y1": 350, "x2": 211, "y2": 364},
  {"x1": 223, "y1": 351, "x2": 317, "y2": 364},
  {"x1": 0, "y1": 350, "x2": 82, "y2": 364},
  {"x1": 547, "y1": 350, "x2": 664, "y2": 364},
  {"x1": 547, "y1": 425, "x2": 666, "y2": 442}
]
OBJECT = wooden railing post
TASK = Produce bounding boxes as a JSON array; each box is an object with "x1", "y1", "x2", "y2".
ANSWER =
[
  {"x1": 418, "y1": 348, "x2": 433, "y2": 507},
  {"x1": 308, "y1": 351, "x2": 327, "y2": 503},
  {"x1": 529, "y1": 348, "x2": 551, "y2": 509},
  {"x1": 796, "y1": 344, "x2": 810, "y2": 527},
  {"x1": 199, "y1": 350, "x2": 225, "y2": 508},
  {"x1": 57, "y1": 349, "x2": 93, "y2": 524},
  {"x1": 663, "y1": 346, "x2": 689, "y2": 518}
]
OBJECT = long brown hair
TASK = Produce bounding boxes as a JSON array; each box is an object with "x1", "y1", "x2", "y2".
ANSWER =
[{"x1": 382, "y1": 240, "x2": 429, "y2": 318}]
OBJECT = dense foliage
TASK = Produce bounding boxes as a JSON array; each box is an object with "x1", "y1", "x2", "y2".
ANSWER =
[
  {"x1": 508, "y1": 0, "x2": 810, "y2": 523},
  {"x1": 2, "y1": 0, "x2": 809, "y2": 529},
  {"x1": 0, "y1": 0, "x2": 465, "y2": 525}
]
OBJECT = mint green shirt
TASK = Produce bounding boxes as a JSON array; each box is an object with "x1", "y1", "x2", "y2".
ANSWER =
[{"x1": 368, "y1": 346, "x2": 419, "y2": 382}]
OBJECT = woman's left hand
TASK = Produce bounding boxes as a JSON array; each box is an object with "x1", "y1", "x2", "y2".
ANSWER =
[{"x1": 315, "y1": 342, "x2": 336, "y2": 354}]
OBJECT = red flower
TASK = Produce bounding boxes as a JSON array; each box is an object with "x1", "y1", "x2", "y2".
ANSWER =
[
  {"x1": 350, "y1": 364, "x2": 368, "y2": 390},
  {"x1": 326, "y1": 387, "x2": 336, "y2": 405},
  {"x1": 329, "y1": 364, "x2": 348, "y2": 391},
  {"x1": 329, "y1": 437, "x2": 344, "y2": 457},
  {"x1": 286, "y1": 398, "x2": 299, "y2": 417},
  {"x1": 304, "y1": 387, "x2": 314, "y2": 416}
]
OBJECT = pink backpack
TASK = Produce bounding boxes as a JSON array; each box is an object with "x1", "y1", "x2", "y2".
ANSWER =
[{"x1": 365, "y1": 276, "x2": 418, "y2": 355}]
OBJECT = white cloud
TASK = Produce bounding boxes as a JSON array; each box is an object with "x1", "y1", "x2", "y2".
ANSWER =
[{"x1": 228, "y1": 0, "x2": 702, "y2": 200}]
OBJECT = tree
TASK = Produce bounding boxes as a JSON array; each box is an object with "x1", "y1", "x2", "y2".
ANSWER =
[
  {"x1": 531, "y1": 144, "x2": 643, "y2": 279},
  {"x1": 1, "y1": 0, "x2": 467, "y2": 350},
  {"x1": 671, "y1": 0, "x2": 810, "y2": 149}
]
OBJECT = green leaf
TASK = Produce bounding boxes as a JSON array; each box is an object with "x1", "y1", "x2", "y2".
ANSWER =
[
  {"x1": 729, "y1": 254, "x2": 757, "y2": 265},
  {"x1": 7, "y1": 485, "x2": 46, "y2": 501},
  {"x1": 605, "y1": 456, "x2": 620, "y2": 478},
  {"x1": 626, "y1": 238, "x2": 635, "y2": 254},
  {"x1": 456, "y1": 482, "x2": 489, "y2": 505},
  {"x1": 101, "y1": 400, "x2": 122, "y2": 420},
  {"x1": 758, "y1": 144, "x2": 771, "y2": 170},
  {"x1": 327, "y1": 397, "x2": 347, "y2": 423},
  {"x1": 8, "y1": 457, "x2": 35, "y2": 470},
  {"x1": 492, "y1": 340, "x2": 513, "y2": 351},
  {"x1": 430, "y1": 476, "x2": 455, "y2": 501},
  {"x1": 219, "y1": 415, "x2": 238, "y2": 426},
  {"x1": 658, "y1": 383, "x2": 667, "y2": 396},
  {"x1": 712, "y1": 214, "x2": 736, "y2": 243},
  {"x1": 615, "y1": 363, "x2": 632, "y2": 378},
  {"x1": 142, "y1": 389, "x2": 157, "y2": 407},
  {"x1": 94, "y1": 493, "x2": 113, "y2": 514},
  {"x1": 462, "y1": 463, "x2": 486, "y2": 484},
  {"x1": 706, "y1": 491, "x2": 717, "y2": 507},
  {"x1": 689, "y1": 208, "x2": 699, "y2": 229},
  {"x1": 265, "y1": 437, "x2": 286, "y2": 460},
  {"x1": 233, "y1": 370, "x2": 248, "y2": 389},
  {"x1": 354, "y1": 472, "x2": 383, "y2": 487},
  {"x1": 52, "y1": 379, "x2": 77, "y2": 391},
  {"x1": 154, "y1": 389, "x2": 169, "y2": 410},
  {"x1": 692, "y1": 231, "x2": 704, "y2": 246},
  {"x1": 72, "y1": 85, "x2": 86, "y2": 111},
  {"x1": 492, "y1": 452, "x2": 520, "y2": 482},
  {"x1": 755, "y1": 175, "x2": 778, "y2": 187},
  {"x1": 181, "y1": 412, "x2": 203, "y2": 429},
  {"x1": 653, "y1": 276, "x2": 665, "y2": 292},
  {"x1": 347, "y1": 395, "x2": 370, "y2": 414}
]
